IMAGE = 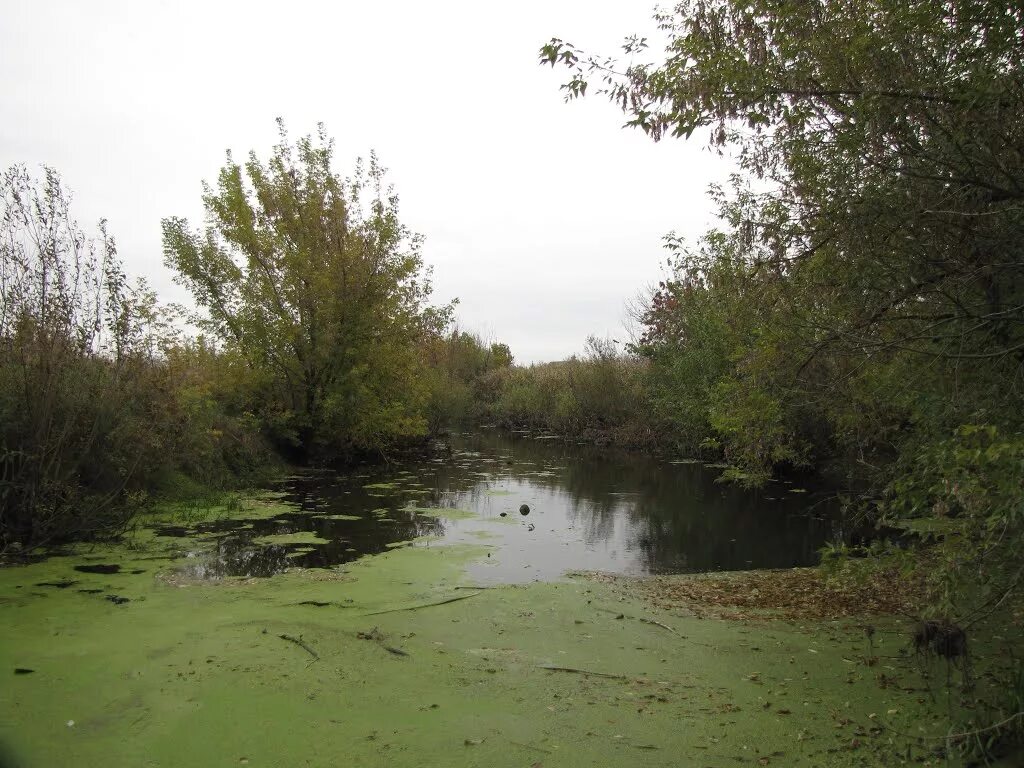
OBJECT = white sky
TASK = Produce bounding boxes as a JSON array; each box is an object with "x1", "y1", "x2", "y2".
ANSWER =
[{"x1": 1, "y1": 0, "x2": 729, "y2": 363}]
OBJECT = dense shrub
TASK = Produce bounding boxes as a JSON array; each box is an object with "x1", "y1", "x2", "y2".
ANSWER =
[
  {"x1": 483, "y1": 337, "x2": 658, "y2": 447},
  {"x1": 0, "y1": 167, "x2": 274, "y2": 548},
  {"x1": 0, "y1": 166, "x2": 170, "y2": 545},
  {"x1": 420, "y1": 330, "x2": 513, "y2": 432}
]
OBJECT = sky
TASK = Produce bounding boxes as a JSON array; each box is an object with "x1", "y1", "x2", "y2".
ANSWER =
[{"x1": 1, "y1": 0, "x2": 730, "y2": 363}]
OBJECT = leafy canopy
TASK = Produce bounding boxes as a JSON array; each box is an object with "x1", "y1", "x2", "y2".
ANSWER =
[{"x1": 163, "y1": 121, "x2": 451, "y2": 459}]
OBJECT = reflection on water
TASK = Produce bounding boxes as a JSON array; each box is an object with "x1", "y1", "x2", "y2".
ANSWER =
[{"x1": 154, "y1": 429, "x2": 842, "y2": 583}]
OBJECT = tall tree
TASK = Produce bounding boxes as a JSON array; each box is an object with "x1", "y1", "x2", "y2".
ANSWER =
[
  {"x1": 541, "y1": 0, "x2": 1024, "y2": 628},
  {"x1": 543, "y1": 0, "x2": 1024, "y2": 363},
  {"x1": 163, "y1": 121, "x2": 450, "y2": 459}
]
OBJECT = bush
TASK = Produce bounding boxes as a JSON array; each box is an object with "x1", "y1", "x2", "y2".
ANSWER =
[
  {"x1": 482, "y1": 337, "x2": 657, "y2": 446},
  {"x1": 0, "y1": 166, "x2": 276, "y2": 548},
  {"x1": 0, "y1": 166, "x2": 169, "y2": 545}
]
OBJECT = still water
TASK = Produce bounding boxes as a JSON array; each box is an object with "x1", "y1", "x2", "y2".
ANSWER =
[{"x1": 154, "y1": 429, "x2": 840, "y2": 584}]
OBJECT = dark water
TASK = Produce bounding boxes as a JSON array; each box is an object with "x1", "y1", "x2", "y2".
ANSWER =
[{"x1": 152, "y1": 430, "x2": 844, "y2": 584}]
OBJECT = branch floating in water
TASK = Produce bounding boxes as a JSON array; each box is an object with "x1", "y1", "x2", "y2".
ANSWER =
[
  {"x1": 637, "y1": 617, "x2": 680, "y2": 635},
  {"x1": 538, "y1": 665, "x2": 632, "y2": 680},
  {"x1": 277, "y1": 633, "x2": 319, "y2": 660},
  {"x1": 597, "y1": 607, "x2": 682, "y2": 636},
  {"x1": 365, "y1": 591, "x2": 482, "y2": 616}
]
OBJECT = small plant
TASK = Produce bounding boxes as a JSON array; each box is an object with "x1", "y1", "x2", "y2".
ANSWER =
[{"x1": 946, "y1": 655, "x2": 1024, "y2": 763}]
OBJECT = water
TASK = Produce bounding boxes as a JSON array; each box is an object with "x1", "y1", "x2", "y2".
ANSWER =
[{"x1": 153, "y1": 429, "x2": 841, "y2": 584}]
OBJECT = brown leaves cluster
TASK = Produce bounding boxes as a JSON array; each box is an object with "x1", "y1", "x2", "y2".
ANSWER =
[{"x1": 605, "y1": 567, "x2": 926, "y2": 621}]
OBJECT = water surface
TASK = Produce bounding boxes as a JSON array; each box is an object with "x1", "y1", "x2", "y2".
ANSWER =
[{"x1": 152, "y1": 429, "x2": 840, "y2": 584}]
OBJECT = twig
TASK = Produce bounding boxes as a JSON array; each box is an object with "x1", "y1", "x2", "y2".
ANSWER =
[
  {"x1": 365, "y1": 591, "x2": 481, "y2": 616},
  {"x1": 357, "y1": 627, "x2": 409, "y2": 657},
  {"x1": 538, "y1": 665, "x2": 632, "y2": 680},
  {"x1": 278, "y1": 633, "x2": 319, "y2": 661},
  {"x1": 961, "y1": 564, "x2": 1024, "y2": 629},
  {"x1": 637, "y1": 617, "x2": 680, "y2": 635},
  {"x1": 875, "y1": 711, "x2": 1023, "y2": 742},
  {"x1": 505, "y1": 739, "x2": 552, "y2": 754},
  {"x1": 595, "y1": 607, "x2": 681, "y2": 635}
]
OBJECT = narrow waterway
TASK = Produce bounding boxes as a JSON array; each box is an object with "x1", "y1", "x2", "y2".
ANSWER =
[{"x1": 154, "y1": 429, "x2": 841, "y2": 584}]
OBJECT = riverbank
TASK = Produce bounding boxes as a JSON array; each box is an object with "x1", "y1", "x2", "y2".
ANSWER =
[{"x1": 2, "y1": 494, "x2": 1018, "y2": 767}]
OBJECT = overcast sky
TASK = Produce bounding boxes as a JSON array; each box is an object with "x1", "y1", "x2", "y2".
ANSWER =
[{"x1": 1, "y1": 0, "x2": 730, "y2": 363}]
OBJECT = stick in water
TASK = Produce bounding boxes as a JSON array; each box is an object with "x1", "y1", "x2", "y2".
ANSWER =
[
  {"x1": 365, "y1": 591, "x2": 482, "y2": 616},
  {"x1": 538, "y1": 665, "x2": 631, "y2": 680},
  {"x1": 278, "y1": 633, "x2": 319, "y2": 660}
]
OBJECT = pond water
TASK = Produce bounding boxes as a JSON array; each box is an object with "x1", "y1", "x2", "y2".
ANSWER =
[{"x1": 152, "y1": 429, "x2": 843, "y2": 584}]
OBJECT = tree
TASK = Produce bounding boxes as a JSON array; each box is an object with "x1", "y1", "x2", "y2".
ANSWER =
[
  {"x1": 541, "y1": 0, "x2": 1024, "y2": 474},
  {"x1": 542, "y1": 0, "x2": 1024, "y2": 371},
  {"x1": 163, "y1": 121, "x2": 451, "y2": 460},
  {"x1": 541, "y1": 0, "x2": 1024, "y2": 648}
]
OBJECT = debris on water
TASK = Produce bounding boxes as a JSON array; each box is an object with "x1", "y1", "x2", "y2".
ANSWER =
[
  {"x1": 105, "y1": 595, "x2": 130, "y2": 605},
  {"x1": 66, "y1": 720, "x2": 75, "y2": 727},
  {"x1": 499, "y1": 512, "x2": 508, "y2": 517},
  {"x1": 74, "y1": 564, "x2": 121, "y2": 574},
  {"x1": 77, "y1": 589, "x2": 103, "y2": 594},
  {"x1": 357, "y1": 626, "x2": 409, "y2": 657},
  {"x1": 277, "y1": 632, "x2": 319, "y2": 660},
  {"x1": 913, "y1": 619, "x2": 968, "y2": 662},
  {"x1": 519, "y1": 504, "x2": 530, "y2": 515},
  {"x1": 35, "y1": 580, "x2": 78, "y2": 589},
  {"x1": 14, "y1": 668, "x2": 34, "y2": 675},
  {"x1": 527, "y1": 523, "x2": 535, "y2": 531}
]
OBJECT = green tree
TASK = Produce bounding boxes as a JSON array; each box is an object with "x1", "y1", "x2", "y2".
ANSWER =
[
  {"x1": 542, "y1": 0, "x2": 1024, "y2": 639},
  {"x1": 163, "y1": 122, "x2": 451, "y2": 460},
  {"x1": 542, "y1": 0, "x2": 1024, "y2": 371}
]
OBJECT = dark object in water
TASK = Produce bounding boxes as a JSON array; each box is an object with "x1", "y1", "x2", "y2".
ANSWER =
[
  {"x1": 913, "y1": 619, "x2": 967, "y2": 660},
  {"x1": 519, "y1": 504, "x2": 530, "y2": 515},
  {"x1": 278, "y1": 632, "x2": 318, "y2": 660},
  {"x1": 105, "y1": 594, "x2": 130, "y2": 605},
  {"x1": 74, "y1": 564, "x2": 121, "y2": 575},
  {"x1": 130, "y1": 569, "x2": 147, "y2": 574},
  {"x1": 297, "y1": 601, "x2": 332, "y2": 607},
  {"x1": 14, "y1": 668, "x2": 34, "y2": 675},
  {"x1": 357, "y1": 627, "x2": 408, "y2": 657},
  {"x1": 77, "y1": 588, "x2": 103, "y2": 594},
  {"x1": 35, "y1": 580, "x2": 78, "y2": 589},
  {"x1": 499, "y1": 512, "x2": 507, "y2": 517},
  {"x1": 913, "y1": 619, "x2": 972, "y2": 689}
]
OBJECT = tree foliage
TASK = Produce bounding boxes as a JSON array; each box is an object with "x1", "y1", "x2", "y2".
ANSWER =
[
  {"x1": 1, "y1": 166, "x2": 164, "y2": 544},
  {"x1": 542, "y1": 0, "x2": 1024, "y2": 610},
  {"x1": 163, "y1": 122, "x2": 452, "y2": 460},
  {"x1": 0, "y1": 166, "x2": 277, "y2": 548}
]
